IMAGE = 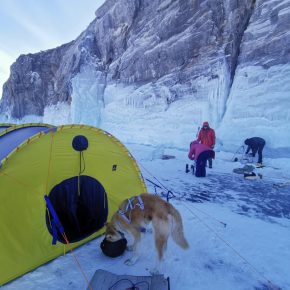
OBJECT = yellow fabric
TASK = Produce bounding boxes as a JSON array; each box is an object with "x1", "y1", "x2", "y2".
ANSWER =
[{"x1": 0, "y1": 125, "x2": 146, "y2": 285}]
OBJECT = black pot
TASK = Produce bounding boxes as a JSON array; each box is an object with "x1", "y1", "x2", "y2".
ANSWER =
[{"x1": 100, "y1": 237, "x2": 127, "y2": 258}]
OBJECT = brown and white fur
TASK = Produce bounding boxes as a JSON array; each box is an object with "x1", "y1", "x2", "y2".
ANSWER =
[{"x1": 105, "y1": 193, "x2": 189, "y2": 270}]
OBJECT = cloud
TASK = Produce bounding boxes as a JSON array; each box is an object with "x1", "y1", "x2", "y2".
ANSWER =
[
  {"x1": 0, "y1": 0, "x2": 106, "y2": 98},
  {"x1": 3, "y1": 7, "x2": 61, "y2": 49}
]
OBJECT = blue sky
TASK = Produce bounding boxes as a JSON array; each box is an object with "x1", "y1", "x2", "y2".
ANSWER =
[{"x1": 0, "y1": 0, "x2": 105, "y2": 97}]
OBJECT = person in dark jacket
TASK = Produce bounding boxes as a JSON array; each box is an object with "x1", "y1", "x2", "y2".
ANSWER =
[{"x1": 244, "y1": 137, "x2": 266, "y2": 167}]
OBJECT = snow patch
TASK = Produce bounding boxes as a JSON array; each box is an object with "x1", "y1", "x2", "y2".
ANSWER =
[{"x1": 43, "y1": 102, "x2": 71, "y2": 125}]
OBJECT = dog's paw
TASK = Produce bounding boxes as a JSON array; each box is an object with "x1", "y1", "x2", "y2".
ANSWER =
[{"x1": 126, "y1": 245, "x2": 134, "y2": 252}]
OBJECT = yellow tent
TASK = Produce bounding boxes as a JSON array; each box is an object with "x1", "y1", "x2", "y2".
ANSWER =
[{"x1": 0, "y1": 124, "x2": 146, "y2": 285}]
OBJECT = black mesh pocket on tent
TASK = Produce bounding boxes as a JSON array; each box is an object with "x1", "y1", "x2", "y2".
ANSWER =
[{"x1": 46, "y1": 175, "x2": 108, "y2": 243}]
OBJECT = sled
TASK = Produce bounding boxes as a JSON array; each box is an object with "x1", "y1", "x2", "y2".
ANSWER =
[
  {"x1": 233, "y1": 164, "x2": 255, "y2": 174},
  {"x1": 87, "y1": 269, "x2": 170, "y2": 290}
]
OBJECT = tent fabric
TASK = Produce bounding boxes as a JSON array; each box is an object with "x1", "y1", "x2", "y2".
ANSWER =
[
  {"x1": 0, "y1": 124, "x2": 146, "y2": 285},
  {"x1": 0, "y1": 126, "x2": 11, "y2": 132},
  {"x1": 0, "y1": 123, "x2": 14, "y2": 132},
  {"x1": 0, "y1": 123, "x2": 54, "y2": 163}
]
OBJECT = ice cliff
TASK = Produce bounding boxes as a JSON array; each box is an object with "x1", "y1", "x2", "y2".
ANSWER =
[{"x1": 0, "y1": 0, "x2": 289, "y2": 150}]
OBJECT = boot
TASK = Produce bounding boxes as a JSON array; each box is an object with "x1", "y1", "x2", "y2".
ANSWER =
[
  {"x1": 191, "y1": 165, "x2": 195, "y2": 175},
  {"x1": 256, "y1": 163, "x2": 263, "y2": 168}
]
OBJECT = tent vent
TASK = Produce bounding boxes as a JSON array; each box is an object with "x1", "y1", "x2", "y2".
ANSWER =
[{"x1": 72, "y1": 135, "x2": 88, "y2": 152}]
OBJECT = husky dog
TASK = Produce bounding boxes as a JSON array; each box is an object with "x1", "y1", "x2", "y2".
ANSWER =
[{"x1": 105, "y1": 193, "x2": 189, "y2": 267}]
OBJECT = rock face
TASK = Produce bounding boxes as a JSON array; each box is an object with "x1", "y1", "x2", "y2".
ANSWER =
[
  {"x1": 0, "y1": 0, "x2": 254, "y2": 118},
  {"x1": 0, "y1": 39, "x2": 95, "y2": 118},
  {"x1": 0, "y1": 0, "x2": 289, "y2": 149}
]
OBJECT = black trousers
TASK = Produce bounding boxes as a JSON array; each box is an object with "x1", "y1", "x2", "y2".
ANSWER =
[
  {"x1": 252, "y1": 141, "x2": 265, "y2": 163},
  {"x1": 195, "y1": 150, "x2": 214, "y2": 177}
]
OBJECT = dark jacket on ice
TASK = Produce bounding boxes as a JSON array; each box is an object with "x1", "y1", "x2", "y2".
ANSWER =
[{"x1": 244, "y1": 137, "x2": 266, "y2": 163}]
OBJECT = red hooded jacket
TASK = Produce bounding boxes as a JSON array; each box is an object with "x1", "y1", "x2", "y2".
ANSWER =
[{"x1": 197, "y1": 121, "x2": 215, "y2": 148}]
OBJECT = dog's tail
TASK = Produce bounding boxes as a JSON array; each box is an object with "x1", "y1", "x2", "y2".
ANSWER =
[{"x1": 169, "y1": 205, "x2": 189, "y2": 249}]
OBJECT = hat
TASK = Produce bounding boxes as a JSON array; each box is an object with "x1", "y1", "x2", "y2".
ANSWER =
[
  {"x1": 100, "y1": 237, "x2": 127, "y2": 258},
  {"x1": 202, "y1": 121, "x2": 209, "y2": 127}
]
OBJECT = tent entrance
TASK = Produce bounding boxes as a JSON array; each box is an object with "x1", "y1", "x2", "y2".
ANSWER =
[{"x1": 46, "y1": 175, "x2": 108, "y2": 243}]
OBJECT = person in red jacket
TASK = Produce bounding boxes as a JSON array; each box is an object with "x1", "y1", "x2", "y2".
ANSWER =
[
  {"x1": 188, "y1": 141, "x2": 215, "y2": 177},
  {"x1": 197, "y1": 121, "x2": 216, "y2": 168}
]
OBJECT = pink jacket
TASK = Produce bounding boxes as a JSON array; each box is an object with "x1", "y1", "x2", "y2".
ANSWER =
[{"x1": 188, "y1": 141, "x2": 212, "y2": 161}]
